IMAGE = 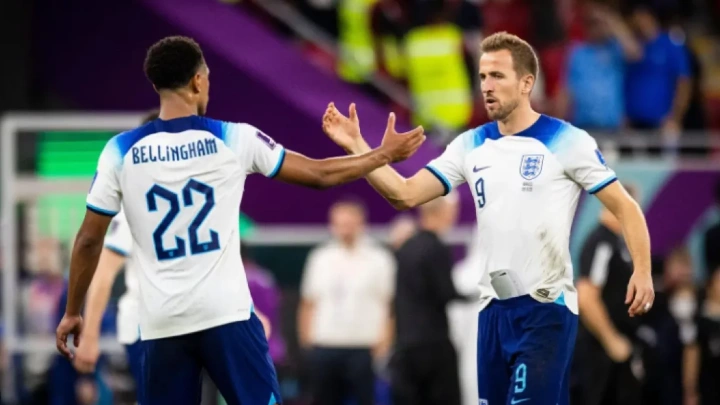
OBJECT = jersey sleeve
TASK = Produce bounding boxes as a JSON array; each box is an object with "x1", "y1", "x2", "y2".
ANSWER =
[
  {"x1": 426, "y1": 131, "x2": 469, "y2": 195},
  {"x1": 86, "y1": 138, "x2": 123, "y2": 216},
  {"x1": 556, "y1": 127, "x2": 617, "y2": 194},
  {"x1": 226, "y1": 123, "x2": 286, "y2": 177},
  {"x1": 104, "y1": 211, "x2": 132, "y2": 257}
]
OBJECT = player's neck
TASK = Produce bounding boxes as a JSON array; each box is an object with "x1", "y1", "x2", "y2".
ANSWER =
[
  {"x1": 158, "y1": 92, "x2": 199, "y2": 120},
  {"x1": 497, "y1": 103, "x2": 540, "y2": 136}
]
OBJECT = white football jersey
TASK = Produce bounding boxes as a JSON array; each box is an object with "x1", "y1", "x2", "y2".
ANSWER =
[
  {"x1": 87, "y1": 116, "x2": 285, "y2": 340},
  {"x1": 103, "y1": 210, "x2": 141, "y2": 344},
  {"x1": 427, "y1": 115, "x2": 617, "y2": 314}
]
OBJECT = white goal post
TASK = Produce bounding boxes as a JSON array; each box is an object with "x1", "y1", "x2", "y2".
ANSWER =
[{"x1": 1, "y1": 112, "x2": 475, "y2": 403}]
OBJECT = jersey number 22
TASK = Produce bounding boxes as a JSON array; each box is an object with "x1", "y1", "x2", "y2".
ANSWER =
[{"x1": 146, "y1": 179, "x2": 221, "y2": 261}]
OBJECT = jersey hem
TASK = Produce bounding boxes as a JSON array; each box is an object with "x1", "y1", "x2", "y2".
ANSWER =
[
  {"x1": 104, "y1": 244, "x2": 128, "y2": 257},
  {"x1": 588, "y1": 176, "x2": 617, "y2": 194},
  {"x1": 87, "y1": 203, "x2": 118, "y2": 217},
  {"x1": 424, "y1": 165, "x2": 451, "y2": 195},
  {"x1": 139, "y1": 310, "x2": 251, "y2": 340},
  {"x1": 268, "y1": 148, "x2": 286, "y2": 178}
]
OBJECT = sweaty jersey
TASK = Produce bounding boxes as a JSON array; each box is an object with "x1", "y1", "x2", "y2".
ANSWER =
[
  {"x1": 427, "y1": 115, "x2": 617, "y2": 314},
  {"x1": 103, "y1": 210, "x2": 141, "y2": 344},
  {"x1": 86, "y1": 116, "x2": 285, "y2": 340}
]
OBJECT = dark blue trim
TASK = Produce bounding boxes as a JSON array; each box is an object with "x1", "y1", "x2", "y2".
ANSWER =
[
  {"x1": 425, "y1": 165, "x2": 451, "y2": 195},
  {"x1": 116, "y1": 116, "x2": 227, "y2": 159},
  {"x1": 589, "y1": 176, "x2": 618, "y2": 194},
  {"x1": 87, "y1": 204, "x2": 118, "y2": 217},
  {"x1": 268, "y1": 148, "x2": 286, "y2": 178},
  {"x1": 104, "y1": 244, "x2": 128, "y2": 257}
]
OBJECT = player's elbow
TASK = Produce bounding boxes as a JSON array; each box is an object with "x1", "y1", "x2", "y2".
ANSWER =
[
  {"x1": 389, "y1": 198, "x2": 414, "y2": 211},
  {"x1": 74, "y1": 231, "x2": 104, "y2": 253},
  {"x1": 313, "y1": 176, "x2": 335, "y2": 190}
]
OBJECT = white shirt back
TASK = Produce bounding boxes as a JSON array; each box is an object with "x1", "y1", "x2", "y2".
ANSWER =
[
  {"x1": 87, "y1": 116, "x2": 285, "y2": 340},
  {"x1": 427, "y1": 115, "x2": 617, "y2": 314},
  {"x1": 300, "y1": 238, "x2": 396, "y2": 347},
  {"x1": 102, "y1": 210, "x2": 141, "y2": 344}
]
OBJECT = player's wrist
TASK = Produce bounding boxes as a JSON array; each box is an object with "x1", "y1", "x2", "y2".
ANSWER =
[
  {"x1": 347, "y1": 138, "x2": 371, "y2": 155},
  {"x1": 374, "y1": 145, "x2": 393, "y2": 165}
]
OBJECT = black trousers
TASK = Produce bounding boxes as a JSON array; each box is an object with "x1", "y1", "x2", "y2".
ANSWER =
[
  {"x1": 390, "y1": 340, "x2": 461, "y2": 405},
  {"x1": 309, "y1": 346, "x2": 375, "y2": 405},
  {"x1": 573, "y1": 342, "x2": 643, "y2": 405}
]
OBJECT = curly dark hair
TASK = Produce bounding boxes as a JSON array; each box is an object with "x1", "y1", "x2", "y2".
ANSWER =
[{"x1": 144, "y1": 36, "x2": 205, "y2": 90}]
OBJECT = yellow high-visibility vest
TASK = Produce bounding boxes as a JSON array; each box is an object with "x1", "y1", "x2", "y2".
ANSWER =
[
  {"x1": 382, "y1": 35, "x2": 405, "y2": 79},
  {"x1": 404, "y1": 24, "x2": 472, "y2": 130},
  {"x1": 337, "y1": 0, "x2": 378, "y2": 83}
]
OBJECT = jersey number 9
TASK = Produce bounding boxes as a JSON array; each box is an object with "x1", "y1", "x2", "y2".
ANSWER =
[
  {"x1": 146, "y1": 179, "x2": 221, "y2": 261},
  {"x1": 474, "y1": 177, "x2": 486, "y2": 208}
]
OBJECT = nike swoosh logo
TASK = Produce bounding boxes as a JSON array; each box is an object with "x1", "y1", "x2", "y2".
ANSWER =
[
  {"x1": 473, "y1": 165, "x2": 491, "y2": 173},
  {"x1": 510, "y1": 399, "x2": 530, "y2": 405}
]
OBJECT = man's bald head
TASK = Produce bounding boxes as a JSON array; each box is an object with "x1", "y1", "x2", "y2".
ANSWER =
[{"x1": 419, "y1": 191, "x2": 459, "y2": 234}]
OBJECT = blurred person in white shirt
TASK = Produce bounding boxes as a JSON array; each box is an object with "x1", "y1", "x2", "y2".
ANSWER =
[
  {"x1": 298, "y1": 197, "x2": 396, "y2": 405},
  {"x1": 448, "y1": 231, "x2": 484, "y2": 405}
]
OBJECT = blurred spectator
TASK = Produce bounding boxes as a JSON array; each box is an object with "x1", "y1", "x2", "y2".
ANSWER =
[
  {"x1": 696, "y1": 268, "x2": 720, "y2": 404},
  {"x1": 300, "y1": 0, "x2": 339, "y2": 38},
  {"x1": 49, "y1": 281, "x2": 113, "y2": 405},
  {"x1": 625, "y1": 4, "x2": 691, "y2": 138},
  {"x1": 573, "y1": 185, "x2": 644, "y2": 405},
  {"x1": 561, "y1": 4, "x2": 641, "y2": 131},
  {"x1": 241, "y1": 242, "x2": 286, "y2": 365},
  {"x1": 702, "y1": 182, "x2": 720, "y2": 276},
  {"x1": 21, "y1": 237, "x2": 66, "y2": 398},
  {"x1": 297, "y1": 198, "x2": 395, "y2": 405},
  {"x1": 404, "y1": 0, "x2": 473, "y2": 131},
  {"x1": 448, "y1": 231, "x2": 484, "y2": 405},
  {"x1": 682, "y1": 42, "x2": 707, "y2": 132},
  {"x1": 640, "y1": 246, "x2": 699, "y2": 405},
  {"x1": 390, "y1": 191, "x2": 471, "y2": 405},
  {"x1": 387, "y1": 214, "x2": 416, "y2": 251},
  {"x1": 371, "y1": 0, "x2": 410, "y2": 80},
  {"x1": 337, "y1": 0, "x2": 378, "y2": 84}
]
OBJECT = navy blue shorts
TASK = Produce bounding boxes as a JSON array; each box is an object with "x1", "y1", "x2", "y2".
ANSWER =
[
  {"x1": 141, "y1": 313, "x2": 281, "y2": 405},
  {"x1": 477, "y1": 295, "x2": 577, "y2": 405},
  {"x1": 124, "y1": 341, "x2": 144, "y2": 403}
]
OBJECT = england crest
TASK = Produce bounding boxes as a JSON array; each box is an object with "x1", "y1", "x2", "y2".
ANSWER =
[{"x1": 520, "y1": 154, "x2": 544, "y2": 180}]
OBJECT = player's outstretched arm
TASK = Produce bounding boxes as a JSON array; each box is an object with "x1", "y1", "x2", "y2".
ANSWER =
[
  {"x1": 73, "y1": 247, "x2": 125, "y2": 373},
  {"x1": 274, "y1": 111, "x2": 425, "y2": 189},
  {"x1": 323, "y1": 103, "x2": 446, "y2": 209},
  {"x1": 595, "y1": 182, "x2": 654, "y2": 317},
  {"x1": 56, "y1": 210, "x2": 113, "y2": 359}
]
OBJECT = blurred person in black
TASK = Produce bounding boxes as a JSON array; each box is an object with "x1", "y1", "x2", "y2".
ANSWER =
[
  {"x1": 573, "y1": 185, "x2": 645, "y2": 405},
  {"x1": 696, "y1": 267, "x2": 720, "y2": 404},
  {"x1": 703, "y1": 181, "x2": 720, "y2": 275},
  {"x1": 641, "y1": 246, "x2": 700, "y2": 405},
  {"x1": 390, "y1": 191, "x2": 474, "y2": 405}
]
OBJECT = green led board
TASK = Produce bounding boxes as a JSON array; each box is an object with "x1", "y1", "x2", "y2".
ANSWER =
[
  {"x1": 37, "y1": 130, "x2": 116, "y2": 177},
  {"x1": 35, "y1": 131, "x2": 115, "y2": 239}
]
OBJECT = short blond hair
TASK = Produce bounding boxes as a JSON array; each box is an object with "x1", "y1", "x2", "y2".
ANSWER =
[{"x1": 480, "y1": 32, "x2": 539, "y2": 79}]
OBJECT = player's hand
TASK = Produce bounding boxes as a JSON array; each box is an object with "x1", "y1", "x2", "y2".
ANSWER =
[
  {"x1": 73, "y1": 334, "x2": 100, "y2": 373},
  {"x1": 56, "y1": 314, "x2": 83, "y2": 360},
  {"x1": 379, "y1": 112, "x2": 426, "y2": 163},
  {"x1": 626, "y1": 270, "x2": 655, "y2": 317},
  {"x1": 604, "y1": 333, "x2": 632, "y2": 363},
  {"x1": 322, "y1": 102, "x2": 363, "y2": 152}
]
